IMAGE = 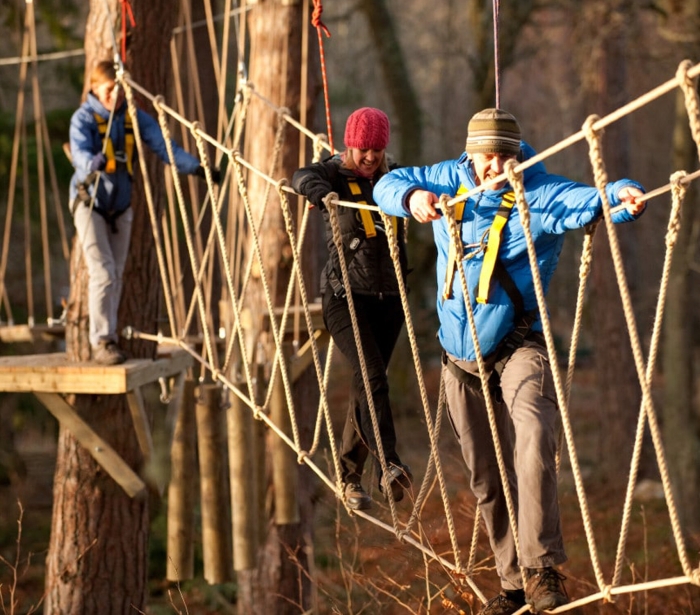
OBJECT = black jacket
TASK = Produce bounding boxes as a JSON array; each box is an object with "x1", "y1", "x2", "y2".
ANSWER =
[{"x1": 292, "y1": 155, "x2": 408, "y2": 297}]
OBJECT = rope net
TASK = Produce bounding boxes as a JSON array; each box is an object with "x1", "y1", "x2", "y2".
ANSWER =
[{"x1": 111, "y1": 56, "x2": 700, "y2": 612}]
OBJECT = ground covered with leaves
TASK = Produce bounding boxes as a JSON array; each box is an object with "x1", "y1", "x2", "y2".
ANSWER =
[{"x1": 1, "y1": 365, "x2": 699, "y2": 614}]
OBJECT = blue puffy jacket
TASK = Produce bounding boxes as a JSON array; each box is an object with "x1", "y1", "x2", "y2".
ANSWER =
[
  {"x1": 69, "y1": 93, "x2": 201, "y2": 215},
  {"x1": 373, "y1": 143, "x2": 644, "y2": 361}
]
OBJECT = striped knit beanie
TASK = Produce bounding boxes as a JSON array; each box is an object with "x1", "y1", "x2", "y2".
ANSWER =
[
  {"x1": 465, "y1": 108, "x2": 521, "y2": 157},
  {"x1": 344, "y1": 107, "x2": 390, "y2": 150}
]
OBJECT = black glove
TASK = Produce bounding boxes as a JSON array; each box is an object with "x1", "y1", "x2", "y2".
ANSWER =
[
  {"x1": 89, "y1": 152, "x2": 107, "y2": 172},
  {"x1": 196, "y1": 165, "x2": 222, "y2": 184}
]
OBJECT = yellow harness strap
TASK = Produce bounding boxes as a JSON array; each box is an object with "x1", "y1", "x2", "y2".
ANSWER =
[
  {"x1": 94, "y1": 112, "x2": 134, "y2": 175},
  {"x1": 441, "y1": 185, "x2": 468, "y2": 301},
  {"x1": 476, "y1": 191, "x2": 516, "y2": 304},
  {"x1": 347, "y1": 177, "x2": 397, "y2": 237}
]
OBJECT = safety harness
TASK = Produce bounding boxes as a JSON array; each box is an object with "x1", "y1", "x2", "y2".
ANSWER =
[
  {"x1": 442, "y1": 188, "x2": 539, "y2": 393},
  {"x1": 327, "y1": 176, "x2": 398, "y2": 298},
  {"x1": 71, "y1": 112, "x2": 136, "y2": 232},
  {"x1": 93, "y1": 111, "x2": 135, "y2": 175}
]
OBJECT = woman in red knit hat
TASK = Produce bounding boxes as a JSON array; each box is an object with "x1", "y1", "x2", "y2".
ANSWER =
[{"x1": 292, "y1": 107, "x2": 412, "y2": 511}]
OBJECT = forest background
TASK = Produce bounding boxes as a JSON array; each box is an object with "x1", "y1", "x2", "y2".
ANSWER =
[{"x1": 0, "y1": 0, "x2": 699, "y2": 613}]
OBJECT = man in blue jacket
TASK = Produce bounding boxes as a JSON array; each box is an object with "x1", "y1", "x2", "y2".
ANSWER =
[
  {"x1": 374, "y1": 108, "x2": 645, "y2": 614},
  {"x1": 69, "y1": 60, "x2": 216, "y2": 365}
]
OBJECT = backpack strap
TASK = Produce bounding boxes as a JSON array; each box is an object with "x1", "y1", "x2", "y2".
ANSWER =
[
  {"x1": 441, "y1": 184, "x2": 468, "y2": 301},
  {"x1": 93, "y1": 111, "x2": 134, "y2": 176}
]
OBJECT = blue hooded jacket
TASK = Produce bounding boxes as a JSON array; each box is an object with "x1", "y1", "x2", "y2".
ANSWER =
[
  {"x1": 69, "y1": 92, "x2": 201, "y2": 215},
  {"x1": 373, "y1": 143, "x2": 644, "y2": 361}
]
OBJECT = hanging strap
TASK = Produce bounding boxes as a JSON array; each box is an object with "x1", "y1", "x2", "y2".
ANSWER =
[{"x1": 477, "y1": 191, "x2": 516, "y2": 304}]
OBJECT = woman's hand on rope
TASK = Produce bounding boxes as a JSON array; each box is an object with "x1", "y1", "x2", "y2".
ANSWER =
[
  {"x1": 617, "y1": 185, "x2": 646, "y2": 216},
  {"x1": 321, "y1": 191, "x2": 339, "y2": 210},
  {"x1": 407, "y1": 189, "x2": 441, "y2": 223}
]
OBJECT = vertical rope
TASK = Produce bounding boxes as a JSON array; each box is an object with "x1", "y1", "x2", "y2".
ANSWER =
[
  {"x1": 493, "y1": 0, "x2": 501, "y2": 108},
  {"x1": 311, "y1": 0, "x2": 334, "y2": 152}
]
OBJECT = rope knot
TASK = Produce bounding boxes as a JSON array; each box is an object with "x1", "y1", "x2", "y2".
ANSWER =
[
  {"x1": 602, "y1": 584, "x2": 613, "y2": 603},
  {"x1": 153, "y1": 94, "x2": 164, "y2": 111},
  {"x1": 311, "y1": 0, "x2": 331, "y2": 37},
  {"x1": 297, "y1": 451, "x2": 308, "y2": 465},
  {"x1": 582, "y1": 114, "x2": 602, "y2": 141},
  {"x1": 690, "y1": 567, "x2": 700, "y2": 586}
]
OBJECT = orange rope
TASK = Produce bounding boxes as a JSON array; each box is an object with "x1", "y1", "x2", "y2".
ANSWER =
[
  {"x1": 121, "y1": 0, "x2": 136, "y2": 60},
  {"x1": 311, "y1": 0, "x2": 334, "y2": 152}
]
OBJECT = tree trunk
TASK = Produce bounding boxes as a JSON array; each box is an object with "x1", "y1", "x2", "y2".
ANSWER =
[
  {"x1": 44, "y1": 1, "x2": 178, "y2": 612},
  {"x1": 234, "y1": 1, "x2": 317, "y2": 612}
]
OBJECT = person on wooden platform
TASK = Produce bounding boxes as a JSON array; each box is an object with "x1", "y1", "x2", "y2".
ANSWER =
[
  {"x1": 68, "y1": 60, "x2": 218, "y2": 365},
  {"x1": 374, "y1": 108, "x2": 646, "y2": 614},
  {"x1": 292, "y1": 107, "x2": 412, "y2": 511}
]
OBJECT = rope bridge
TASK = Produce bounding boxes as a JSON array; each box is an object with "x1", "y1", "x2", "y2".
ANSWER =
[{"x1": 114, "y1": 57, "x2": 700, "y2": 612}]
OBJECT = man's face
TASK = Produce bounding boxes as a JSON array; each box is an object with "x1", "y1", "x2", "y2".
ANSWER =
[
  {"x1": 470, "y1": 152, "x2": 517, "y2": 190},
  {"x1": 94, "y1": 79, "x2": 124, "y2": 112}
]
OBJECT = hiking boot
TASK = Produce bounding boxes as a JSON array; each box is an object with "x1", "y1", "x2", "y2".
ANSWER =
[
  {"x1": 478, "y1": 589, "x2": 526, "y2": 615},
  {"x1": 343, "y1": 482, "x2": 372, "y2": 511},
  {"x1": 379, "y1": 462, "x2": 413, "y2": 502},
  {"x1": 92, "y1": 341, "x2": 127, "y2": 366},
  {"x1": 525, "y1": 567, "x2": 568, "y2": 612}
]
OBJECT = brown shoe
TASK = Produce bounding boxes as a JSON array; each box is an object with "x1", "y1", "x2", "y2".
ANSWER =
[
  {"x1": 379, "y1": 463, "x2": 413, "y2": 502},
  {"x1": 92, "y1": 341, "x2": 127, "y2": 365},
  {"x1": 343, "y1": 482, "x2": 372, "y2": 511},
  {"x1": 525, "y1": 567, "x2": 568, "y2": 612},
  {"x1": 478, "y1": 589, "x2": 526, "y2": 615}
]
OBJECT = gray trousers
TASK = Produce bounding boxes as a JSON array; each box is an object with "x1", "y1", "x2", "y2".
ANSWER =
[
  {"x1": 73, "y1": 205, "x2": 133, "y2": 348},
  {"x1": 443, "y1": 338, "x2": 566, "y2": 590}
]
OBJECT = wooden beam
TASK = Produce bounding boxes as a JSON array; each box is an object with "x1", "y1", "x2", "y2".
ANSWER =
[
  {"x1": 126, "y1": 386, "x2": 154, "y2": 462},
  {"x1": 33, "y1": 392, "x2": 147, "y2": 498}
]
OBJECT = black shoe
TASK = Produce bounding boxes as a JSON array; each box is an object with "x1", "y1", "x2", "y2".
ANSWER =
[
  {"x1": 379, "y1": 462, "x2": 413, "y2": 502},
  {"x1": 525, "y1": 567, "x2": 568, "y2": 611},
  {"x1": 479, "y1": 589, "x2": 526, "y2": 615},
  {"x1": 343, "y1": 482, "x2": 372, "y2": 510}
]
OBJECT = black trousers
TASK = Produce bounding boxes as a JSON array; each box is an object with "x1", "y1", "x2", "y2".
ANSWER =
[{"x1": 323, "y1": 290, "x2": 405, "y2": 485}]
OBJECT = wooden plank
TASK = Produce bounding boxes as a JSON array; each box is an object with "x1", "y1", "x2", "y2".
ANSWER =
[
  {"x1": 0, "y1": 324, "x2": 65, "y2": 343},
  {"x1": 33, "y1": 392, "x2": 146, "y2": 498},
  {"x1": 0, "y1": 349, "x2": 193, "y2": 394},
  {"x1": 126, "y1": 386, "x2": 154, "y2": 462}
]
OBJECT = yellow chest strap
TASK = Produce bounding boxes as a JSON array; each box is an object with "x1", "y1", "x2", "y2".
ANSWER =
[
  {"x1": 476, "y1": 191, "x2": 516, "y2": 304},
  {"x1": 94, "y1": 112, "x2": 135, "y2": 175},
  {"x1": 347, "y1": 177, "x2": 397, "y2": 237},
  {"x1": 441, "y1": 185, "x2": 468, "y2": 301}
]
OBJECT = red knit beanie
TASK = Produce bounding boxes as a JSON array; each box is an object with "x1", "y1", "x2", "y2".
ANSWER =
[{"x1": 344, "y1": 107, "x2": 390, "y2": 150}]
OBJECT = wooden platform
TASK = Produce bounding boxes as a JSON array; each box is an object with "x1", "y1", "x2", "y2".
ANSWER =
[
  {"x1": 0, "y1": 348, "x2": 192, "y2": 394},
  {"x1": 0, "y1": 347, "x2": 193, "y2": 498}
]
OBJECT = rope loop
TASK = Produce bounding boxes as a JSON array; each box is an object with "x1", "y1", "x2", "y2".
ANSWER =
[
  {"x1": 297, "y1": 451, "x2": 308, "y2": 465},
  {"x1": 582, "y1": 114, "x2": 602, "y2": 142},
  {"x1": 152, "y1": 94, "x2": 164, "y2": 111}
]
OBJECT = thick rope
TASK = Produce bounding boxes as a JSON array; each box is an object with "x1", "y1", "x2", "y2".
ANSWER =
[
  {"x1": 441, "y1": 193, "x2": 523, "y2": 583},
  {"x1": 582, "y1": 117, "x2": 693, "y2": 580},
  {"x1": 611, "y1": 171, "x2": 686, "y2": 587},
  {"x1": 326, "y1": 200, "x2": 401, "y2": 526},
  {"x1": 504, "y1": 159, "x2": 605, "y2": 591}
]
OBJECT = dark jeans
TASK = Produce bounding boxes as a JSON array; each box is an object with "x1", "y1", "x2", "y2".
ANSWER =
[{"x1": 323, "y1": 291, "x2": 405, "y2": 485}]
